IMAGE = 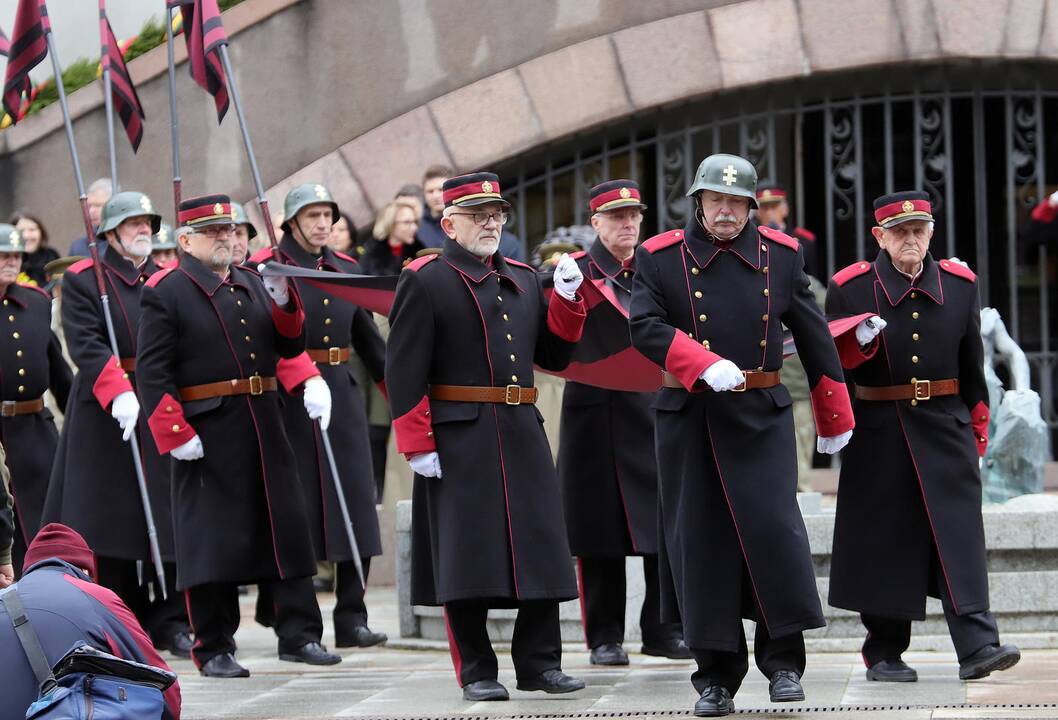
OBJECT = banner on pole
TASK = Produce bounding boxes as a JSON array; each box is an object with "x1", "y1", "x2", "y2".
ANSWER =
[
  {"x1": 180, "y1": 0, "x2": 229, "y2": 122},
  {"x1": 3, "y1": 0, "x2": 50, "y2": 121}
]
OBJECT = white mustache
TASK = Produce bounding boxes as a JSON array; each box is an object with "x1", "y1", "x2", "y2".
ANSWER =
[{"x1": 715, "y1": 214, "x2": 738, "y2": 223}]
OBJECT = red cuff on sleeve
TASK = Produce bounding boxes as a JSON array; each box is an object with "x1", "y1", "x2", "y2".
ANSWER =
[
  {"x1": 92, "y1": 355, "x2": 135, "y2": 409},
  {"x1": 810, "y1": 374, "x2": 855, "y2": 438},
  {"x1": 147, "y1": 392, "x2": 198, "y2": 454},
  {"x1": 835, "y1": 328, "x2": 878, "y2": 370},
  {"x1": 547, "y1": 292, "x2": 587, "y2": 343},
  {"x1": 272, "y1": 301, "x2": 305, "y2": 338},
  {"x1": 393, "y1": 394, "x2": 436, "y2": 455},
  {"x1": 1031, "y1": 200, "x2": 1058, "y2": 224},
  {"x1": 664, "y1": 331, "x2": 722, "y2": 390},
  {"x1": 376, "y1": 380, "x2": 389, "y2": 403},
  {"x1": 277, "y1": 353, "x2": 321, "y2": 393},
  {"x1": 971, "y1": 399, "x2": 989, "y2": 457}
]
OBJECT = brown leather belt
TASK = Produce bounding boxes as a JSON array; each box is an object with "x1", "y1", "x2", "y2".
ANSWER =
[
  {"x1": 662, "y1": 370, "x2": 780, "y2": 392},
  {"x1": 119, "y1": 358, "x2": 136, "y2": 372},
  {"x1": 0, "y1": 398, "x2": 44, "y2": 417},
  {"x1": 855, "y1": 378, "x2": 959, "y2": 402},
  {"x1": 178, "y1": 376, "x2": 277, "y2": 402},
  {"x1": 430, "y1": 384, "x2": 538, "y2": 405},
  {"x1": 306, "y1": 347, "x2": 351, "y2": 365}
]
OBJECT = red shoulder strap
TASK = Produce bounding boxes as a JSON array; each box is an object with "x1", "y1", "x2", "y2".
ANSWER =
[
  {"x1": 247, "y1": 247, "x2": 273, "y2": 266},
  {"x1": 145, "y1": 267, "x2": 176, "y2": 288},
  {"x1": 832, "y1": 261, "x2": 872, "y2": 287},
  {"x1": 757, "y1": 225, "x2": 798, "y2": 251},
  {"x1": 405, "y1": 254, "x2": 439, "y2": 272},
  {"x1": 642, "y1": 229, "x2": 684, "y2": 254},
  {"x1": 938, "y1": 258, "x2": 976, "y2": 282},
  {"x1": 333, "y1": 250, "x2": 359, "y2": 265},
  {"x1": 67, "y1": 258, "x2": 95, "y2": 275}
]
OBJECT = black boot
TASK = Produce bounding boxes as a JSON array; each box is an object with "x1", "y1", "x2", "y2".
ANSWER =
[
  {"x1": 693, "y1": 686, "x2": 734, "y2": 717},
  {"x1": 516, "y1": 669, "x2": 585, "y2": 693},
  {"x1": 462, "y1": 679, "x2": 509, "y2": 701},
  {"x1": 958, "y1": 644, "x2": 1020, "y2": 680},
  {"x1": 590, "y1": 642, "x2": 629, "y2": 665},
  {"x1": 769, "y1": 670, "x2": 805, "y2": 702},
  {"x1": 279, "y1": 641, "x2": 342, "y2": 665},
  {"x1": 866, "y1": 659, "x2": 918, "y2": 682}
]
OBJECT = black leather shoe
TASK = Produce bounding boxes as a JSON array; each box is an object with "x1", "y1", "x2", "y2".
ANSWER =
[
  {"x1": 590, "y1": 643, "x2": 629, "y2": 665},
  {"x1": 769, "y1": 670, "x2": 805, "y2": 702},
  {"x1": 516, "y1": 668, "x2": 585, "y2": 693},
  {"x1": 866, "y1": 659, "x2": 918, "y2": 682},
  {"x1": 462, "y1": 679, "x2": 509, "y2": 701},
  {"x1": 642, "y1": 636, "x2": 694, "y2": 660},
  {"x1": 694, "y1": 686, "x2": 734, "y2": 717},
  {"x1": 159, "y1": 631, "x2": 193, "y2": 659},
  {"x1": 335, "y1": 626, "x2": 388, "y2": 648},
  {"x1": 959, "y1": 643, "x2": 1021, "y2": 680},
  {"x1": 279, "y1": 641, "x2": 342, "y2": 665},
  {"x1": 200, "y1": 652, "x2": 249, "y2": 678}
]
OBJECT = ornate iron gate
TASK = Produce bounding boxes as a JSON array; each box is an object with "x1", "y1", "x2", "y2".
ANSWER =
[{"x1": 497, "y1": 63, "x2": 1058, "y2": 434}]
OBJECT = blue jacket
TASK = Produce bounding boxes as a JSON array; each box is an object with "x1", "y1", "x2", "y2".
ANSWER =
[{"x1": 0, "y1": 559, "x2": 180, "y2": 720}]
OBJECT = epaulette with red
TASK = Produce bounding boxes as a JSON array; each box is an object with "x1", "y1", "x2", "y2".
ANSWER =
[
  {"x1": 247, "y1": 247, "x2": 273, "y2": 266},
  {"x1": 145, "y1": 267, "x2": 176, "y2": 288},
  {"x1": 569, "y1": 250, "x2": 587, "y2": 261},
  {"x1": 333, "y1": 250, "x2": 359, "y2": 265},
  {"x1": 405, "y1": 254, "x2": 439, "y2": 272},
  {"x1": 505, "y1": 258, "x2": 535, "y2": 271},
  {"x1": 642, "y1": 229, "x2": 684, "y2": 254},
  {"x1": 833, "y1": 261, "x2": 872, "y2": 287},
  {"x1": 792, "y1": 226, "x2": 816, "y2": 242},
  {"x1": 67, "y1": 258, "x2": 95, "y2": 275},
  {"x1": 17, "y1": 283, "x2": 51, "y2": 300},
  {"x1": 757, "y1": 225, "x2": 798, "y2": 251},
  {"x1": 938, "y1": 258, "x2": 976, "y2": 282}
]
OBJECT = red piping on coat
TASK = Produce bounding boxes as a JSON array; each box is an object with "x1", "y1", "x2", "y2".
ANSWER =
[
  {"x1": 184, "y1": 590, "x2": 203, "y2": 670},
  {"x1": 576, "y1": 557, "x2": 589, "y2": 648},
  {"x1": 443, "y1": 606, "x2": 465, "y2": 685}
]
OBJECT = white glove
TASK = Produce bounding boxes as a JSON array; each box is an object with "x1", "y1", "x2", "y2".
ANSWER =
[
  {"x1": 259, "y1": 266, "x2": 289, "y2": 305},
  {"x1": 553, "y1": 253, "x2": 584, "y2": 301},
  {"x1": 303, "y1": 376, "x2": 332, "y2": 431},
  {"x1": 817, "y1": 430, "x2": 853, "y2": 455},
  {"x1": 1049, "y1": 189, "x2": 1058, "y2": 207},
  {"x1": 700, "y1": 359, "x2": 745, "y2": 392},
  {"x1": 171, "y1": 434, "x2": 204, "y2": 461},
  {"x1": 855, "y1": 316, "x2": 887, "y2": 346},
  {"x1": 409, "y1": 451, "x2": 442, "y2": 478},
  {"x1": 110, "y1": 391, "x2": 140, "y2": 442}
]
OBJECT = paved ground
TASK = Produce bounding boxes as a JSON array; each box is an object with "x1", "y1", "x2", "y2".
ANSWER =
[{"x1": 172, "y1": 588, "x2": 1058, "y2": 719}]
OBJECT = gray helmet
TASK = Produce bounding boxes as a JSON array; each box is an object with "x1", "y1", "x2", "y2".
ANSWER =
[
  {"x1": 152, "y1": 223, "x2": 177, "y2": 251},
  {"x1": 0, "y1": 224, "x2": 26, "y2": 254},
  {"x1": 281, "y1": 183, "x2": 339, "y2": 232},
  {"x1": 97, "y1": 191, "x2": 163, "y2": 238},
  {"x1": 686, "y1": 154, "x2": 759, "y2": 209},
  {"x1": 231, "y1": 202, "x2": 258, "y2": 239}
]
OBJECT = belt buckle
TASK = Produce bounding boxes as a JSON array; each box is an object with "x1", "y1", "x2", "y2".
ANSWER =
[
  {"x1": 913, "y1": 379, "x2": 931, "y2": 401},
  {"x1": 328, "y1": 347, "x2": 341, "y2": 365},
  {"x1": 505, "y1": 384, "x2": 521, "y2": 405},
  {"x1": 249, "y1": 375, "x2": 264, "y2": 396},
  {"x1": 729, "y1": 371, "x2": 748, "y2": 393},
  {"x1": 0, "y1": 401, "x2": 13, "y2": 417}
]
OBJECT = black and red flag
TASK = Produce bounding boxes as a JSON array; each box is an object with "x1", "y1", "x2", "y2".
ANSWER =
[
  {"x1": 99, "y1": 1, "x2": 145, "y2": 151},
  {"x1": 177, "y1": 0, "x2": 229, "y2": 122},
  {"x1": 3, "y1": 0, "x2": 50, "y2": 121}
]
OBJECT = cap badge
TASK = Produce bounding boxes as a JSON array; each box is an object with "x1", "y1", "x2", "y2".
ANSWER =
[
  {"x1": 619, "y1": 187, "x2": 632, "y2": 199},
  {"x1": 157, "y1": 228, "x2": 167, "y2": 241},
  {"x1": 9, "y1": 231, "x2": 20, "y2": 247},
  {"x1": 762, "y1": 190, "x2": 773, "y2": 199},
  {"x1": 231, "y1": 210, "x2": 237, "y2": 220},
  {"x1": 140, "y1": 196, "x2": 153, "y2": 212},
  {"x1": 314, "y1": 185, "x2": 329, "y2": 200},
  {"x1": 902, "y1": 200, "x2": 915, "y2": 213},
  {"x1": 722, "y1": 165, "x2": 737, "y2": 186},
  {"x1": 213, "y1": 203, "x2": 224, "y2": 215},
  {"x1": 481, "y1": 180, "x2": 494, "y2": 194}
]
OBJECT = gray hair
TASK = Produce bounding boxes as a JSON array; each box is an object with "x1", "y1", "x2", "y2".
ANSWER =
[
  {"x1": 174, "y1": 225, "x2": 194, "y2": 243},
  {"x1": 87, "y1": 178, "x2": 113, "y2": 198}
]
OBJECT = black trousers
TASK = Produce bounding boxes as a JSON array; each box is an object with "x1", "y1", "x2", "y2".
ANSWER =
[
  {"x1": 334, "y1": 557, "x2": 370, "y2": 643},
  {"x1": 443, "y1": 599, "x2": 562, "y2": 687},
  {"x1": 369, "y1": 425, "x2": 389, "y2": 504},
  {"x1": 95, "y1": 556, "x2": 188, "y2": 643},
  {"x1": 251, "y1": 575, "x2": 324, "y2": 654},
  {"x1": 691, "y1": 623, "x2": 805, "y2": 698},
  {"x1": 577, "y1": 554, "x2": 681, "y2": 648}
]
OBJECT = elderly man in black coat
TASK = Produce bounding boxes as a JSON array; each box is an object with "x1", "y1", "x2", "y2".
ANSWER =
[
  {"x1": 558, "y1": 181, "x2": 689, "y2": 665},
  {"x1": 387, "y1": 172, "x2": 588, "y2": 702},
  {"x1": 825, "y1": 191, "x2": 1020, "y2": 683},
  {"x1": 137, "y1": 195, "x2": 340, "y2": 677},
  {"x1": 630, "y1": 154, "x2": 855, "y2": 716}
]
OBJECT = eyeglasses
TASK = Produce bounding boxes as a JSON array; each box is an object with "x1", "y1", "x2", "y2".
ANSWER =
[
  {"x1": 195, "y1": 224, "x2": 236, "y2": 239},
  {"x1": 449, "y1": 211, "x2": 509, "y2": 226}
]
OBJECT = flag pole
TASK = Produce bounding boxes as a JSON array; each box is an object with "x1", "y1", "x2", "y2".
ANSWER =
[
  {"x1": 99, "y1": 1, "x2": 118, "y2": 190},
  {"x1": 43, "y1": 27, "x2": 168, "y2": 600},
  {"x1": 217, "y1": 42, "x2": 367, "y2": 589},
  {"x1": 165, "y1": 5, "x2": 181, "y2": 219}
]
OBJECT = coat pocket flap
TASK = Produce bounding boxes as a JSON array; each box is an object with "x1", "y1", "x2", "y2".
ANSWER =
[
  {"x1": 765, "y1": 384, "x2": 793, "y2": 408},
  {"x1": 430, "y1": 400, "x2": 481, "y2": 424},
  {"x1": 183, "y1": 396, "x2": 224, "y2": 419}
]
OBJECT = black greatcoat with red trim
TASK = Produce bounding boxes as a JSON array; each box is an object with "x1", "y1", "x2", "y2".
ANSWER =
[
  {"x1": 629, "y1": 218, "x2": 854, "y2": 651},
  {"x1": 43, "y1": 247, "x2": 175, "y2": 562},
  {"x1": 387, "y1": 237, "x2": 587, "y2": 606},
  {"x1": 825, "y1": 251, "x2": 991, "y2": 619},
  {"x1": 558, "y1": 240, "x2": 658, "y2": 557},
  {"x1": 253, "y1": 236, "x2": 385, "y2": 561},
  {"x1": 0, "y1": 283, "x2": 71, "y2": 547},
  {"x1": 135, "y1": 254, "x2": 317, "y2": 590}
]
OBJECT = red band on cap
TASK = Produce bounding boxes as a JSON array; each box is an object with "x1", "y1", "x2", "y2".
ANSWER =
[
  {"x1": 756, "y1": 188, "x2": 787, "y2": 202},
  {"x1": 874, "y1": 199, "x2": 932, "y2": 225},
  {"x1": 590, "y1": 187, "x2": 642, "y2": 213},
  {"x1": 179, "y1": 203, "x2": 235, "y2": 226},
  {"x1": 443, "y1": 180, "x2": 503, "y2": 206}
]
